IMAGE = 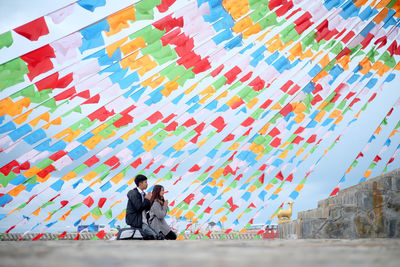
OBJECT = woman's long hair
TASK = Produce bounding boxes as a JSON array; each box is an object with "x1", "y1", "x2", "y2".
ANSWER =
[{"x1": 150, "y1": 185, "x2": 164, "y2": 206}]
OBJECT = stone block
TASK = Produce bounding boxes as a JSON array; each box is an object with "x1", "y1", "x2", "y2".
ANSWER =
[
  {"x1": 319, "y1": 219, "x2": 355, "y2": 239},
  {"x1": 300, "y1": 218, "x2": 325, "y2": 238},
  {"x1": 278, "y1": 221, "x2": 299, "y2": 239},
  {"x1": 387, "y1": 219, "x2": 400, "y2": 238},
  {"x1": 392, "y1": 175, "x2": 400, "y2": 191},
  {"x1": 298, "y1": 208, "x2": 328, "y2": 219}
]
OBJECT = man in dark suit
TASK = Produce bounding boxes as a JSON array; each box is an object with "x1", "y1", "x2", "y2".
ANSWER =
[{"x1": 125, "y1": 174, "x2": 158, "y2": 239}]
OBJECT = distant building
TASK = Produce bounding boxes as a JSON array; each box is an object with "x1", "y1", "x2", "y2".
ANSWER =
[{"x1": 246, "y1": 224, "x2": 279, "y2": 239}]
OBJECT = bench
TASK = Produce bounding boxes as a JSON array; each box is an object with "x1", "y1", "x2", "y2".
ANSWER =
[{"x1": 116, "y1": 227, "x2": 144, "y2": 240}]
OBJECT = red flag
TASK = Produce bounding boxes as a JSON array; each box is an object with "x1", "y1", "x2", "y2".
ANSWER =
[
  {"x1": 249, "y1": 76, "x2": 265, "y2": 91},
  {"x1": 222, "y1": 134, "x2": 235, "y2": 142},
  {"x1": 275, "y1": 171, "x2": 284, "y2": 181},
  {"x1": 294, "y1": 127, "x2": 305, "y2": 134},
  {"x1": 146, "y1": 111, "x2": 164, "y2": 124},
  {"x1": 205, "y1": 165, "x2": 214, "y2": 172},
  {"x1": 37, "y1": 164, "x2": 56, "y2": 178},
  {"x1": 171, "y1": 163, "x2": 179, "y2": 172},
  {"x1": 360, "y1": 33, "x2": 374, "y2": 48},
  {"x1": 82, "y1": 94, "x2": 100, "y2": 105},
  {"x1": 211, "y1": 116, "x2": 227, "y2": 133},
  {"x1": 14, "y1": 17, "x2": 49, "y2": 41},
  {"x1": 20, "y1": 45, "x2": 55, "y2": 81},
  {"x1": 270, "y1": 138, "x2": 281, "y2": 148},
  {"x1": 194, "y1": 122, "x2": 205, "y2": 134},
  {"x1": 197, "y1": 198, "x2": 205, "y2": 206},
  {"x1": 388, "y1": 40, "x2": 399, "y2": 56},
  {"x1": 113, "y1": 115, "x2": 133, "y2": 128},
  {"x1": 161, "y1": 113, "x2": 177, "y2": 123},
  {"x1": 189, "y1": 164, "x2": 201, "y2": 172},
  {"x1": 49, "y1": 194, "x2": 60, "y2": 202},
  {"x1": 160, "y1": 28, "x2": 180, "y2": 45},
  {"x1": 240, "y1": 71, "x2": 253, "y2": 82},
  {"x1": 130, "y1": 158, "x2": 142, "y2": 168},
  {"x1": 5, "y1": 226, "x2": 16, "y2": 233},
  {"x1": 172, "y1": 177, "x2": 181, "y2": 186},
  {"x1": 153, "y1": 14, "x2": 183, "y2": 33},
  {"x1": 211, "y1": 64, "x2": 224, "y2": 77},
  {"x1": 145, "y1": 159, "x2": 155, "y2": 169},
  {"x1": 98, "y1": 198, "x2": 107, "y2": 208},
  {"x1": 87, "y1": 106, "x2": 115, "y2": 121},
  {"x1": 223, "y1": 165, "x2": 235, "y2": 176},
  {"x1": 183, "y1": 194, "x2": 195, "y2": 205},
  {"x1": 206, "y1": 231, "x2": 212, "y2": 238},
  {"x1": 204, "y1": 207, "x2": 212, "y2": 213},
  {"x1": 224, "y1": 66, "x2": 242, "y2": 84},
  {"x1": 165, "y1": 121, "x2": 178, "y2": 132},
  {"x1": 356, "y1": 152, "x2": 364, "y2": 159},
  {"x1": 154, "y1": 165, "x2": 164, "y2": 174},
  {"x1": 374, "y1": 36, "x2": 387, "y2": 48},
  {"x1": 330, "y1": 188, "x2": 339, "y2": 197},
  {"x1": 285, "y1": 174, "x2": 294, "y2": 182},
  {"x1": 60, "y1": 200, "x2": 69, "y2": 207},
  {"x1": 234, "y1": 174, "x2": 243, "y2": 181},
  {"x1": 241, "y1": 117, "x2": 255, "y2": 127},
  {"x1": 279, "y1": 104, "x2": 293, "y2": 117},
  {"x1": 26, "y1": 194, "x2": 38, "y2": 204},
  {"x1": 71, "y1": 89, "x2": 90, "y2": 100},
  {"x1": 258, "y1": 173, "x2": 265, "y2": 184},
  {"x1": 306, "y1": 135, "x2": 317, "y2": 144},
  {"x1": 183, "y1": 118, "x2": 197, "y2": 128},
  {"x1": 32, "y1": 233, "x2": 44, "y2": 241},
  {"x1": 104, "y1": 156, "x2": 119, "y2": 167},
  {"x1": 292, "y1": 136, "x2": 304, "y2": 144},
  {"x1": 281, "y1": 80, "x2": 294, "y2": 93},
  {"x1": 83, "y1": 196, "x2": 94, "y2": 207},
  {"x1": 259, "y1": 164, "x2": 267, "y2": 171},
  {"x1": 84, "y1": 156, "x2": 98, "y2": 169},
  {"x1": 227, "y1": 197, "x2": 234, "y2": 208},
  {"x1": 58, "y1": 231, "x2": 67, "y2": 239},
  {"x1": 49, "y1": 151, "x2": 67, "y2": 161},
  {"x1": 373, "y1": 155, "x2": 382, "y2": 162},
  {"x1": 96, "y1": 230, "x2": 106, "y2": 239},
  {"x1": 156, "y1": 0, "x2": 176, "y2": 12},
  {"x1": 269, "y1": 127, "x2": 280, "y2": 137},
  {"x1": 0, "y1": 160, "x2": 20, "y2": 176}
]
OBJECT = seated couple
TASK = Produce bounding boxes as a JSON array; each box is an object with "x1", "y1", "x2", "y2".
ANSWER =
[{"x1": 125, "y1": 174, "x2": 177, "y2": 240}]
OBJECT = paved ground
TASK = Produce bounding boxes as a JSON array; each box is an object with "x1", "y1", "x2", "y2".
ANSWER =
[{"x1": 0, "y1": 239, "x2": 399, "y2": 267}]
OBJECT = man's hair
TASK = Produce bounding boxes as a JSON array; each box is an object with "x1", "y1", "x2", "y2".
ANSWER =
[{"x1": 135, "y1": 174, "x2": 148, "y2": 186}]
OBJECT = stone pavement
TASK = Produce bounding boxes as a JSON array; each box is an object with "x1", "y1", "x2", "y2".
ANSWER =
[{"x1": 1, "y1": 239, "x2": 399, "y2": 267}]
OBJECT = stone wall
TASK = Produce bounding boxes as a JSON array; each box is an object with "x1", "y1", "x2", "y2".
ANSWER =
[{"x1": 279, "y1": 168, "x2": 400, "y2": 239}]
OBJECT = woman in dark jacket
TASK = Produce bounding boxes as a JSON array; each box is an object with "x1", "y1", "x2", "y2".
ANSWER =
[{"x1": 149, "y1": 185, "x2": 177, "y2": 240}]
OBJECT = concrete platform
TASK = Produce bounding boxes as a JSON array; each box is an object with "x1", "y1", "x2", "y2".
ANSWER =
[{"x1": 0, "y1": 239, "x2": 399, "y2": 267}]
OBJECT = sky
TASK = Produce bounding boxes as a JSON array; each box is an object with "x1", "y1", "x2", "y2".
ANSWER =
[{"x1": 0, "y1": 0, "x2": 399, "y2": 233}]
